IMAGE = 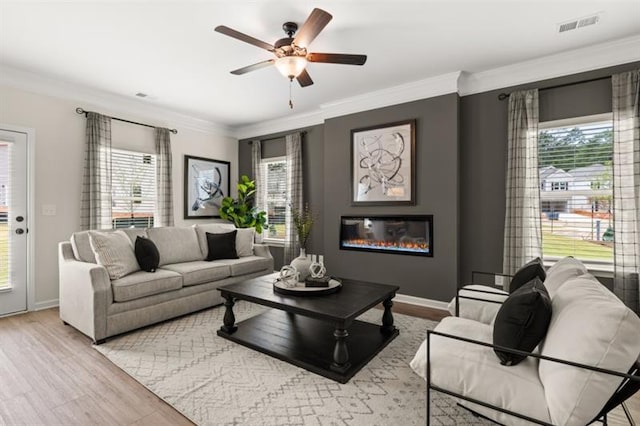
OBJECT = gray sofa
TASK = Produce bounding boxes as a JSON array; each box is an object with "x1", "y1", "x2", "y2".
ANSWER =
[{"x1": 58, "y1": 224, "x2": 273, "y2": 343}]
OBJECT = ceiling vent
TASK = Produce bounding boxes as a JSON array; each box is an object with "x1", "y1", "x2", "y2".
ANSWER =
[
  {"x1": 558, "y1": 13, "x2": 600, "y2": 33},
  {"x1": 135, "y1": 92, "x2": 148, "y2": 98}
]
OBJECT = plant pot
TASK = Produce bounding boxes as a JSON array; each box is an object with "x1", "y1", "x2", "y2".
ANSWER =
[{"x1": 290, "y1": 248, "x2": 312, "y2": 282}]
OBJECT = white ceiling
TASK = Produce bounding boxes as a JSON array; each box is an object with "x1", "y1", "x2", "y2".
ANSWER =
[{"x1": 1, "y1": 1, "x2": 639, "y2": 131}]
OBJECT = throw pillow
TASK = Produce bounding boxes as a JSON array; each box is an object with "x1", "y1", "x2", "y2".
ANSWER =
[
  {"x1": 235, "y1": 227, "x2": 255, "y2": 257},
  {"x1": 135, "y1": 236, "x2": 160, "y2": 272},
  {"x1": 493, "y1": 277, "x2": 552, "y2": 366},
  {"x1": 509, "y1": 257, "x2": 546, "y2": 293},
  {"x1": 205, "y1": 230, "x2": 239, "y2": 261},
  {"x1": 88, "y1": 230, "x2": 140, "y2": 280}
]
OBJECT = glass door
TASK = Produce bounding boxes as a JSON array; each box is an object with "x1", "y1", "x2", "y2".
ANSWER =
[{"x1": 0, "y1": 129, "x2": 28, "y2": 316}]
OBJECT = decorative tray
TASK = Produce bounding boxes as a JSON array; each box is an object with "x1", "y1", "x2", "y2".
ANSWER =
[{"x1": 273, "y1": 278, "x2": 342, "y2": 296}]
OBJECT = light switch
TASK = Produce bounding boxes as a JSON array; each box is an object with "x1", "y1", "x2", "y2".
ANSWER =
[{"x1": 42, "y1": 204, "x2": 56, "y2": 216}]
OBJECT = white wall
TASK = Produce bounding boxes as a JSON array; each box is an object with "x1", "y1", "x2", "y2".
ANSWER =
[{"x1": 0, "y1": 85, "x2": 237, "y2": 307}]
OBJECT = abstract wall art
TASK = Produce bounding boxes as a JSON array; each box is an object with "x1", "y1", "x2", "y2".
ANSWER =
[
  {"x1": 351, "y1": 120, "x2": 416, "y2": 205},
  {"x1": 184, "y1": 155, "x2": 230, "y2": 219}
]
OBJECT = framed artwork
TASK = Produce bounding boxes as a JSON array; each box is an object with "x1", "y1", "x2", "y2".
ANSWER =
[
  {"x1": 184, "y1": 155, "x2": 230, "y2": 219},
  {"x1": 351, "y1": 119, "x2": 416, "y2": 205}
]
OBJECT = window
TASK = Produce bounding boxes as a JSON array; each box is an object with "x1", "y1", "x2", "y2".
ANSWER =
[
  {"x1": 262, "y1": 157, "x2": 287, "y2": 241},
  {"x1": 538, "y1": 114, "x2": 613, "y2": 266},
  {"x1": 111, "y1": 149, "x2": 156, "y2": 229}
]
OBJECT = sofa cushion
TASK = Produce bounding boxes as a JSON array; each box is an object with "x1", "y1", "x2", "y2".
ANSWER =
[
  {"x1": 493, "y1": 277, "x2": 552, "y2": 366},
  {"x1": 89, "y1": 230, "x2": 140, "y2": 280},
  {"x1": 410, "y1": 317, "x2": 551, "y2": 426},
  {"x1": 509, "y1": 257, "x2": 546, "y2": 293},
  {"x1": 147, "y1": 227, "x2": 203, "y2": 266},
  {"x1": 447, "y1": 284, "x2": 508, "y2": 325},
  {"x1": 111, "y1": 269, "x2": 183, "y2": 302},
  {"x1": 215, "y1": 256, "x2": 272, "y2": 276},
  {"x1": 135, "y1": 236, "x2": 160, "y2": 272},
  {"x1": 205, "y1": 231, "x2": 238, "y2": 261},
  {"x1": 194, "y1": 224, "x2": 255, "y2": 258},
  {"x1": 71, "y1": 228, "x2": 147, "y2": 264},
  {"x1": 543, "y1": 256, "x2": 588, "y2": 298},
  {"x1": 539, "y1": 274, "x2": 640, "y2": 426},
  {"x1": 162, "y1": 261, "x2": 231, "y2": 286}
]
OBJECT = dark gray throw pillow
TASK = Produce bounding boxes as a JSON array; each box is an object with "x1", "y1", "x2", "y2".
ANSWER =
[
  {"x1": 135, "y1": 236, "x2": 160, "y2": 272},
  {"x1": 205, "y1": 230, "x2": 239, "y2": 261},
  {"x1": 509, "y1": 257, "x2": 546, "y2": 293},
  {"x1": 493, "y1": 277, "x2": 552, "y2": 366}
]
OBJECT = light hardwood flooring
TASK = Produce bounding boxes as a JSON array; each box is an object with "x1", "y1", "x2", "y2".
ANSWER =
[{"x1": 0, "y1": 303, "x2": 637, "y2": 425}]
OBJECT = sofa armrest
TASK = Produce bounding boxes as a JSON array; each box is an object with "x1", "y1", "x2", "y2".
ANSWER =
[
  {"x1": 58, "y1": 241, "x2": 111, "y2": 342},
  {"x1": 254, "y1": 243, "x2": 274, "y2": 272},
  {"x1": 424, "y1": 329, "x2": 640, "y2": 426}
]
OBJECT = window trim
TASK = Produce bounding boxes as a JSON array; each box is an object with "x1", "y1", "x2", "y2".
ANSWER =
[{"x1": 261, "y1": 156, "x2": 287, "y2": 242}]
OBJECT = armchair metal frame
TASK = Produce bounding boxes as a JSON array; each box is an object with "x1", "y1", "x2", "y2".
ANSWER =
[
  {"x1": 454, "y1": 271, "x2": 512, "y2": 317},
  {"x1": 425, "y1": 329, "x2": 640, "y2": 425}
]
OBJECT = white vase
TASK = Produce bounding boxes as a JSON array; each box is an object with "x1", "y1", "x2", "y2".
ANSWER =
[{"x1": 290, "y1": 248, "x2": 312, "y2": 282}]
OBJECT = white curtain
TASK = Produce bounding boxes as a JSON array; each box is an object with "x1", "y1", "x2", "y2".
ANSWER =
[
  {"x1": 154, "y1": 127, "x2": 174, "y2": 227},
  {"x1": 284, "y1": 133, "x2": 303, "y2": 264},
  {"x1": 503, "y1": 89, "x2": 542, "y2": 279},
  {"x1": 80, "y1": 112, "x2": 112, "y2": 230},
  {"x1": 612, "y1": 69, "x2": 640, "y2": 314}
]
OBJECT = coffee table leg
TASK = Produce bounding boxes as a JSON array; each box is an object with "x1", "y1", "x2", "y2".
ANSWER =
[
  {"x1": 220, "y1": 294, "x2": 238, "y2": 334},
  {"x1": 381, "y1": 297, "x2": 396, "y2": 334},
  {"x1": 331, "y1": 328, "x2": 351, "y2": 372}
]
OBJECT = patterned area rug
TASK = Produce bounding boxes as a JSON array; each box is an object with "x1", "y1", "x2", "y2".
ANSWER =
[{"x1": 95, "y1": 301, "x2": 490, "y2": 425}]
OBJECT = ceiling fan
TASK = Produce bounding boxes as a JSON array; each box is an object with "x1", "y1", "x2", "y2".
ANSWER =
[{"x1": 214, "y1": 8, "x2": 367, "y2": 89}]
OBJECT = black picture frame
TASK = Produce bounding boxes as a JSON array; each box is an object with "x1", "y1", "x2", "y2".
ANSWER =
[
  {"x1": 183, "y1": 155, "x2": 230, "y2": 219},
  {"x1": 351, "y1": 119, "x2": 416, "y2": 205}
]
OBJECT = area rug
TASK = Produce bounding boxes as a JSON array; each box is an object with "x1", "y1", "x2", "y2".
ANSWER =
[{"x1": 95, "y1": 301, "x2": 490, "y2": 425}]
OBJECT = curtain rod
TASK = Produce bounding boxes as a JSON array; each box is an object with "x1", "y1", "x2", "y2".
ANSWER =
[
  {"x1": 75, "y1": 107, "x2": 178, "y2": 134},
  {"x1": 497, "y1": 76, "x2": 611, "y2": 101},
  {"x1": 249, "y1": 131, "x2": 308, "y2": 144}
]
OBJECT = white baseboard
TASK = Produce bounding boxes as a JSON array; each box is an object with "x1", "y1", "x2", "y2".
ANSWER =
[
  {"x1": 34, "y1": 299, "x2": 59, "y2": 311},
  {"x1": 394, "y1": 293, "x2": 450, "y2": 312}
]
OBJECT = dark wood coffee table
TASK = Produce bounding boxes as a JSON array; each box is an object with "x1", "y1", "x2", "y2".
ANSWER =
[{"x1": 217, "y1": 274, "x2": 399, "y2": 383}]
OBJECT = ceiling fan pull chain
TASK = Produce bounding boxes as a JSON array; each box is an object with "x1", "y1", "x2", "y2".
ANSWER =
[{"x1": 289, "y1": 78, "x2": 294, "y2": 109}]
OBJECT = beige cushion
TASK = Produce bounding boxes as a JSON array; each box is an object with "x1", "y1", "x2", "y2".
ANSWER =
[
  {"x1": 88, "y1": 230, "x2": 140, "y2": 280},
  {"x1": 447, "y1": 284, "x2": 508, "y2": 325},
  {"x1": 543, "y1": 256, "x2": 588, "y2": 298},
  {"x1": 411, "y1": 317, "x2": 550, "y2": 426},
  {"x1": 147, "y1": 227, "x2": 203, "y2": 266},
  {"x1": 111, "y1": 269, "x2": 183, "y2": 302},
  {"x1": 539, "y1": 274, "x2": 640, "y2": 426},
  {"x1": 194, "y1": 224, "x2": 255, "y2": 258},
  {"x1": 162, "y1": 261, "x2": 231, "y2": 286},
  {"x1": 215, "y1": 256, "x2": 271, "y2": 276},
  {"x1": 71, "y1": 228, "x2": 147, "y2": 263}
]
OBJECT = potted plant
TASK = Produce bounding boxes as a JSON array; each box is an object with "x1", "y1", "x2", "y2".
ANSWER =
[
  {"x1": 290, "y1": 203, "x2": 314, "y2": 281},
  {"x1": 219, "y1": 175, "x2": 267, "y2": 233}
]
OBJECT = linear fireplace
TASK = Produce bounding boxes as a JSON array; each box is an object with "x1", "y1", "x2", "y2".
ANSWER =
[{"x1": 339, "y1": 215, "x2": 433, "y2": 257}]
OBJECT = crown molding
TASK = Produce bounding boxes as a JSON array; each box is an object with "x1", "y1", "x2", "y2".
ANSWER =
[
  {"x1": 0, "y1": 65, "x2": 234, "y2": 137},
  {"x1": 458, "y1": 35, "x2": 640, "y2": 96},
  {"x1": 233, "y1": 71, "x2": 461, "y2": 139}
]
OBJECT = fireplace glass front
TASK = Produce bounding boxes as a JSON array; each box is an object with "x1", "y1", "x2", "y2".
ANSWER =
[{"x1": 339, "y1": 215, "x2": 433, "y2": 256}]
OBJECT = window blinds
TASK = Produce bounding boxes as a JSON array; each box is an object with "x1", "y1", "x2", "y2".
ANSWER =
[
  {"x1": 538, "y1": 121, "x2": 613, "y2": 264},
  {"x1": 111, "y1": 149, "x2": 156, "y2": 229},
  {"x1": 262, "y1": 158, "x2": 287, "y2": 240}
]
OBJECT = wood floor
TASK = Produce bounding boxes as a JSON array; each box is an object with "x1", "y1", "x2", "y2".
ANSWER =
[{"x1": 0, "y1": 303, "x2": 637, "y2": 425}]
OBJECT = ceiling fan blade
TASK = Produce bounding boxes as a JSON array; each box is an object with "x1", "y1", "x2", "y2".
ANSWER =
[
  {"x1": 215, "y1": 25, "x2": 274, "y2": 52},
  {"x1": 230, "y1": 59, "x2": 275, "y2": 75},
  {"x1": 296, "y1": 69, "x2": 314, "y2": 87},
  {"x1": 307, "y1": 53, "x2": 367, "y2": 65},
  {"x1": 293, "y1": 8, "x2": 332, "y2": 48}
]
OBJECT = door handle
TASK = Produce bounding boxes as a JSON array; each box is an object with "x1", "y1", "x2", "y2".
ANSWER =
[{"x1": 15, "y1": 228, "x2": 24, "y2": 235}]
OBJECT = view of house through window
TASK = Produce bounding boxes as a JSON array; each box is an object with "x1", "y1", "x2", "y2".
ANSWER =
[
  {"x1": 538, "y1": 115, "x2": 613, "y2": 265},
  {"x1": 112, "y1": 149, "x2": 157, "y2": 229},
  {"x1": 262, "y1": 157, "x2": 287, "y2": 241}
]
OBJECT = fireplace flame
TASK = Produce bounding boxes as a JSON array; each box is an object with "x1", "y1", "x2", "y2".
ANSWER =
[{"x1": 342, "y1": 239, "x2": 429, "y2": 251}]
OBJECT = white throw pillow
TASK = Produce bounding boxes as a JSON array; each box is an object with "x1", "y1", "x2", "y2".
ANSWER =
[
  {"x1": 543, "y1": 256, "x2": 588, "y2": 298},
  {"x1": 447, "y1": 284, "x2": 509, "y2": 325},
  {"x1": 235, "y1": 228, "x2": 255, "y2": 257},
  {"x1": 89, "y1": 230, "x2": 140, "y2": 280}
]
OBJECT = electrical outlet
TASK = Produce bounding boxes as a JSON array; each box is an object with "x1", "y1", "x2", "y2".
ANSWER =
[{"x1": 42, "y1": 204, "x2": 57, "y2": 216}]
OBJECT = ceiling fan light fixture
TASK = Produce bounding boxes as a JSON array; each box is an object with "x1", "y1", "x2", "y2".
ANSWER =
[{"x1": 275, "y1": 56, "x2": 307, "y2": 79}]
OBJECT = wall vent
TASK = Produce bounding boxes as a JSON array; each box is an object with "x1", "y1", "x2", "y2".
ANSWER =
[{"x1": 558, "y1": 13, "x2": 600, "y2": 33}]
